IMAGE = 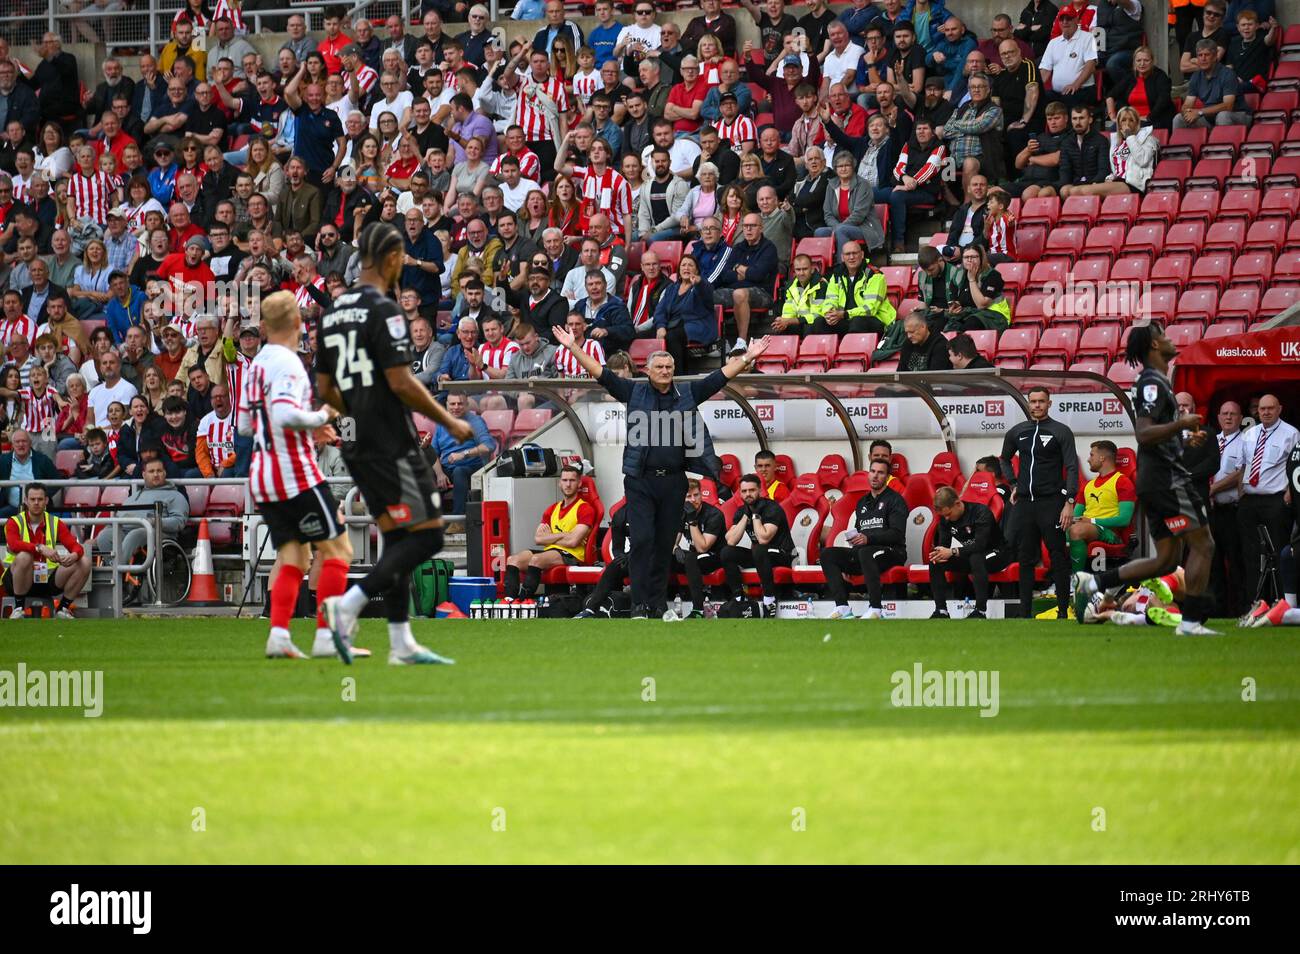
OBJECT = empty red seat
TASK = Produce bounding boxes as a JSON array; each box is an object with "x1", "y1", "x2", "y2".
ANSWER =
[
  {"x1": 1164, "y1": 221, "x2": 1206, "y2": 256},
  {"x1": 54, "y1": 449, "x2": 80, "y2": 477},
  {"x1": 1261, "y1": 187, "x2": 1300, "y2": 222},
  {"x1": 1069, "y1": 358, "x2": 1107, "y2": 375},
  {"x1": 1107, "y1": 361, "x2": 1138, "y2": 389},
  {"x1": 1204, "y1": 123, "x2": 1248, "y2": 160},
  {"x1": 1174, "y1": 288, "x2": 1218, "y2": 325},
  {"x1": 1028, "y1": 259, "x2": 1067, "y2": 291},
  {"x1": 1205, "y1": 320, "x2": 1248, "y2": 338},
  {"x1": 62, "y1": 486, "x2": 100, "y2": 511},
  {"x1": 794, "y1": 333, "x2": 839, "y2": 371},
  {"x1": 1275, "y1": 249, "x2": 1300, "y2": 283},
  {"x1": 1031, "y1": 357, "x2": 1066, "y2": 371},
  {"x1": 509, "y1": 407, "x2": 553, "y2": 441},
  {"x1": 1266, "y1": 155, "x2": 1300, "y2": 188},
  {"x1": 647, "y1": 240, "x2": 683, "y2": 273},
  {"x1": 1082, "y1": 224, "x2": 1126, "y2": 261},
  {"x1": 881, "y1": 265, "x2": 912, "y2": 303},
  {"x1": 1219, "y1": 287, "x2": 1262, "y2": 321},
  {"x1": 1261, "y1": 286, "x2": 1300, "y2": 317},
  {"x1": 1228, "y1": 154, "x2": 1269, "y2": 188},
  {"x1": 1217, "y1": 188, "x2": 1261, "y2": 222},
  {"x1": 1018, "y1": 196, "x2": 1060, "y2": 230},
  {"x1": 1176, "y1": 189, "x2": 1221, "y2": 224},
  {"x1": 832, "y1": 332, "x2": 878, "y2": 371},
  {"x1": 1204, "y1": 220, "x2": 1246, "y2": 255},
  {"x1": 1060, "y1": 194, "x2": 1101, "y2": 228},
  {"x1": 1043, "y1": 225, "x2": 1085, "y2": 263},
  {"x1": 1149, "y1": 159, "x2": 1191, "y2": 192},
  {"x1": 481, "y1": 409, "x2": 514, "y2": 448},
  {"x1": 793, "y1": 237, "x2": 834, "y2": 273},
  {"x1": 1163, "y1": 126, "x2": 1208, "y2": 161},
  {"x1": 1009, "y1": 292, "x2": 1052, "y2": 328},
  {"x1": 1137, "y1": 191, "x2": 1180, "y2": 226},
  {"x1": 1138, "y1": 288, "x2": 1178, "y2": 324},
  {"x1": 1188, "y1": 157, "x2": 1232, "y2": 190},
  {"x1": 1245, "y1": 218, "x2": 1286, "y2": 255},
  {"x1": 1109, "y1": 255, "x2": 1151, "y2": 284},
  {"x1": 755, "y1": 335, "x2": 800, "y2": 373},
  {"x1": 1125, "y1": 223, "x2": 1166, "y2": 257},
  {"x1": 1077, "y1": 325, "x2": 1120, "y2": 364},
  {"x1": 1271, "y1": 59, "x2": 1300, "y2": 91},
  {"x1": 1256, "y1": 90, "x2": 1298, "y2": 123},
  {"x1": 1015, "y1": 224, "x2": 1047, "y2": 262},
  {"x1": 995, "y1": 327, "x2": 1038, "y2": 365},
  {"x1": 1098, "y1": 192, "x2": 1140, "y2": 228},
  {"x1": 1069, "y1": 258, "x2": 1109, "y2": 286},
  {"x1": 996, "y1": 261, "x2": 1029, "y2": 296},
  {"x1": 1243, "y1": 123, "x2": 1285, "y2": 158},
  {"x1": 967, "y1": 329, "x2": 999, "y2": 361},
  {"x1": 1230, "y1": 252, "x2": 1275, "y2": 288},
  {"x1": 628, "y1": 338, "x2": 659, "y2": 370},
  {"x1": 1187, "y1": 252, "x2": 1234, "y2": 292},
  {"x1": 1149, "y1": 252, "x2": 1194, "y2": 288},
  {"x1": 1036, "y1": 325, "x2": 1079, "y2": 363},
  {"x1": 1283, "y1": 122, "x2": 1300, "y2": 156}
]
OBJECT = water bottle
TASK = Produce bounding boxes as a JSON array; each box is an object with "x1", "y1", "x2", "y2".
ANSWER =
[{"x1": 673, "y1": 595, "x2": 683, "y2": 618}]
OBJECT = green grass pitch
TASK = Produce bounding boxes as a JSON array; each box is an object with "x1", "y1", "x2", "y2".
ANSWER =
[{"x1": 1, "y1": 617, "x2": 1298, "y2": 864}]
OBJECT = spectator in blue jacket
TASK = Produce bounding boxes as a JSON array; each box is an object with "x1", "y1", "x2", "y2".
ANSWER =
[
  {"x1": 928, "y1": 16, "x2": 978, "y2": 91},
  {"x1": 402, "y1": 210, "x2": 445, "y2": 316},
  {"x1": 652, "y1": 253, "x2": 717, "y2": 372},
  {"x1": 436, "y1": 318, "x2": 484, "y2": 395},
  {"x1": 840, "y1": 0, "x2": 879, "y2": 42},
  {"x1": 433, "y1": 391, "x2": 495, "y2": 516},
  {"x1": 573, "y1": 270, "x2": 634, "y2": 354},
  {"x1": 902, "y1": 0, "x2": 952, "y2": 52},
  {"x1": 104, "y1": 272, "x2": 147, "y2": 345},
  {"x1": 715, "y1": 212, "x2": 777, "y2": 355}
]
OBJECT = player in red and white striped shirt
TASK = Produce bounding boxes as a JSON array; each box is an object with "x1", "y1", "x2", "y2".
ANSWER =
[
  {"x1": 236, "y1": 291, "x2": 355, "y2": 661},
  {"x1": 66, "y1": 145, "x2": 115, "y2": 226},
  {"x1": 715, "y1": 98, "x2": 756, "y2": 154},
  {"x1": 478, "y1": 314, "x2": 521, "y2": 379},
  {"x1": 568, "y1": 139, "x2": 632, "y2": 245},
  {"x1": 213, "y1": 0, "x2": 246, "y2": 33},
  {"x1": 552, "y1": 313, "x2": 605, "y2": 379},
  {"x1": 490, "y1": 127, "x2": 542, "y2": 183}
]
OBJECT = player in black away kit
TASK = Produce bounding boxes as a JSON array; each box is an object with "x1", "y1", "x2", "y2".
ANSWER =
[
  {"x1": 317, "y1": 222, "x2": 474, "y2": 665},
  {"x1": 1073, "y1": 322, "x2": 1219, "y2": 635}
]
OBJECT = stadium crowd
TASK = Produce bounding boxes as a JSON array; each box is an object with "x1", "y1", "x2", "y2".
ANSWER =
[{"x1": 1, "y1": 1, "x2": 1299, "y2": 624}]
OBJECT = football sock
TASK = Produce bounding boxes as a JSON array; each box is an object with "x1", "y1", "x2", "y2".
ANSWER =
[
  {"x1": 1286, "y1": 592, "x2": 1297, "y2": 606},
  {"x1": 520, "y1": 565, "x2": 541, "y2": 597},
  {"x1": 270, "y1": 565, "x2": 304, "y2": 632},
  {"x1": 1160, "y1": 574, "x2": 1179, "y2": 596},
  {"x1": 315, "y1": 558, "x2": 350, "y2": 629},
  {"x1": 359, "y1": 527, "x2": 443, "y2": 597},
  {"x1": 1282, "y1": 608, "x2": 1300, "y2": 625},
  {"x1": 1096, "y1": 568, "x2": 1122, "y2": 591},
  {"x1": 503, "y1": 565, "x2": 520, "y2": 598},
  {"x1": 385, "y1": 573, "x2": 410, "y2": 624},
  {"x1": 761, "y1": 595, "x2": 775, "y2": 605},
  {"x1": 1181, "y1": 593, "x2": 1205, "y2": 624},
  {"x1": 1068, "y1": 539, "x2": 1086, "y2": 572},
  {"x1": 270, "y1": 626, "x2": 292, "y2": 642},
  {"x1": 338, "y1": 584, "x2": 369, "y2": 618},
  {"x1": 388, "y1": 621, "x2": 418, "y2": 653}
]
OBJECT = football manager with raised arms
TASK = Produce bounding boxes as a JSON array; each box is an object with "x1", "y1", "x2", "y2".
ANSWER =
[{"x1": 552, "y1": 326, "x2": 770, "y2": 620}]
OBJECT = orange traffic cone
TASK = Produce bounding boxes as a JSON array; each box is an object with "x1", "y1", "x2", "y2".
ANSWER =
[{"x1": 187, "y1": 519, "x2": 223, "y2": 606}]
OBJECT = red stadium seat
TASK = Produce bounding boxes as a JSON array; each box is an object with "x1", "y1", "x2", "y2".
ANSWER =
[
  {"x1": 1137, "y1": 287, "x2": 1177, "y2": 324},
  {"x1": 793, "y1": 334, "x2": 838, "y2": 371},
  {"x1": 1204, "y1": 123, "x2": 1248, "y2": 160},
  {"x1": 1230, "y1": 252, "x2": 1275, "y2": 289},
  {"x1": 881, "y1": 265, "x2": 913, "y2": 304},
  {"x1": 1262, "y1": 187, "x2": 1300, "y2": 222},
  {"x1": 719, "y1": 454, "x2": 742, "y2": 491},
  {"x1": 1109, "y1": 255, "x2": 1150, "y2": 284},
  {"x1": 481, "y1": 409, "x2": 514, "y2": 449},
  {"x1": 1149, "y1": 252, "x2": 1194, "y2": 288},
  {"x1": 755, "y1": 335, "x2": 799, "y2": 373},
  {"x1": 996, "y1": 261, "x2": 1029, "y2": 296},
  {"x1": 54, "y1": 449, "x2": 80, "y2": 477},
  {"x1": 1187, "y1": 252, "x2": 1234, "y2": 292},
  {"x1": 1283, "y1": 122, "x2": 1300, "y2": 156},
  {"x1": 647, "y1": 240, "x2": 682, "y2": 273},
  {"x1": 774, "y1": 455, "x2": 796, "y2": 489},
  {"x1": 1097, "y1": 192, "x2": 1139, "y2": 229},
  {"x1": 628, "y1": 337, "x2": 659, "y2": 370},
  {"x1": 967, "y1": 329, "x2": 998, "y2": 361},
  {"x1": 1082, "y1": 224, "x2": 1126, "y2": 262},
  {"x1": 1204, "y1": 220, "x2": 1246, "y2": 256},
  {"x1": 1227, "y1": 154, "x2": 1269, "y2": 189},
  {"x1": 832, "y1": 332, "x2": 878, "y2": 371},
  {"x1": 1043, "y1": 225, "x2": 1086, "y2": 264},
  {"x1": 1036, "y1": 325, "x2": 1079, "y2": 364},
  {"x1": 1028, "y1": 259, "x2": 1067, "y2": 292},
  {"x1": 1125, "y1": 222, "x2": 1165, "y2": 257},
  {"x1": 1106, "y1": 361, "x2": 1138, "y2": 389},
  {"x1": 1031, "y1": 357, "x2": 1067, "y2": 371},
  {"x1": 1077, "y1": 325, "x2": 1119, "y2": 364},
  {"x1": 1163, "y1": 221, "x2": 1206, "y2": 257},
  {"x1": 1010, "y1": 291, "x2": 1052, "y2": 329},
  {"x1": 1243, "y1": 123, "x2": 1284, "y2": 159},
  {"x1": 1218, "y1": 287, "x2": 1262, "y2": 322},
  {"x1": 1069, "y1": 258, "x2": 1109, "y2": 286},
  {"x1": 1255, "y1": 90, "x2": 1298, "y2": 124},
  {"x1": 1165, "y1": 323, "x2": 1203, "y2": 349},
  {"x1": 794, "y1": 237, "x2": 835, "y2": 273},
  {"x1": 1060, "y1": 195, "x2": 1101, "y2": 228},
  {"x1": 1216, "y1": 188, "x2": 1260, "y2": 223},
  {"x1": 1175, "y1": 189, "x2": 1221, "y2": 225},
  {"x1": 1148, "y1": 159, "x2": 1191, "y2": 192},
  {"x1": 1162, "y1": 126, "x2": 1207, "y2": 162},
  {"x1": 890, "y1": 453, "x2": 912, "y2": 484},
  {"x1": 1271, "y1": 59, "x2": 1300, "y2": 91},
  {"x1": 1018, "y1": 196, "x2": 1060, "y2": 230},
  {"x1": 1137, "y1": 191, "x2": 1179, "y2": 226},
  {"x1": 995, "y1": 327, "x2": 1038, "y2": 366},
  {"x1": 1204, "y1": 321, "x2": 1247, "y2": 339},
  {"x1": 1015, "y1": 224, "x2": 1047, "y2": 262},
  {"x1": 62, "y1": 486, "x2": 100, "y2": 512},
  {"x1": 1265, "y1": 155, "x2": 1300, "y2": 188},
  {"x1": 1174, "y1": 288, "x2": 1218, "y2": 325},
  {"x1": 1245, "y1": 218, "x2": 1287, "y2": 255},
  {"x1": 1069, "y1": 358, "x2": 1106, "y2": 375},
  {"x1": 1261, "y1": 286, "x2": 1300, "y2": 317},
  {"x1": 509, "y1": 408, "x2": 553, "y2": 441},
  {"x1": 817, "y1": 454, "x2": 849, "y2": 492},
  {"x1": 1275, "y1": 249, "x2": 1300, "y2": 284}
]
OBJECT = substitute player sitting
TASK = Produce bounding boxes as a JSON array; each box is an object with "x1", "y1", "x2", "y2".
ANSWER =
[
  {"x1": 819, "y1": 458, "x2": 908, "y2": 620},
  {"x1": 1068, "y1": 439, "x2": 1136, "y2": 571},
  {"x1": 238, "y1": 291, "x2": 359, "y2": 661},
  {"x1": 502, "y1": 464, "x2": 596, "y2": 600}
]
